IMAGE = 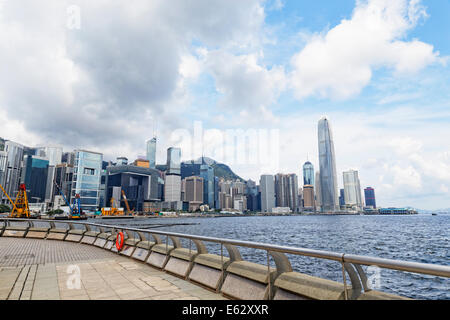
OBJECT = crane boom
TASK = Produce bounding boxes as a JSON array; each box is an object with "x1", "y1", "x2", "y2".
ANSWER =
[
  {"x1": 121, "y1": 190, "x2": 131, "y2": 214},
  {"x1": 0, "y1": 183, "x2": 18, "y2": 212}
]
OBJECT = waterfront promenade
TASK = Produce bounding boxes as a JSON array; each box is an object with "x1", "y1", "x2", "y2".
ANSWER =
[{"x1": 0, "y1": 237, "x2": 226, "y2": 300}]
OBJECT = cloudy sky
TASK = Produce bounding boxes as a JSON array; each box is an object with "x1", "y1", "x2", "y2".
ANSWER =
[{"x1": 0, "y1": 0, "x2": 449, "y2": 209}]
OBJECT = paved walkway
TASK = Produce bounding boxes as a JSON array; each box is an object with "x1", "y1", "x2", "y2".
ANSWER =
[{"x1": 0, "y1": 238, "x2": 227, "y2": 300}]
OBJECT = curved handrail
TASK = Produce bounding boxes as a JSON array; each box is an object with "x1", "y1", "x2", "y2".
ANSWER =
[{"x1": 1, "y1": 217, "x2": 449, "y2": 278}]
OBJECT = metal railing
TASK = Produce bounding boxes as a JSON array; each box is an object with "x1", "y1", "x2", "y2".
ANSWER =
[{"x1": 1, "y1": 217, "x2": 449, "y2": 300}]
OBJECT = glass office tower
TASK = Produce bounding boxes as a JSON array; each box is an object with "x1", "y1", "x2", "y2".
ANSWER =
[
  {"x1": 318, "y1": 117, "x2": 338, "y2": 212},
  {"x1": 71, "y1": 150, "x2": 103, "y2": 211},
  {"x1": 303, "y1": 161, "x2": 314, "y2": 186}
]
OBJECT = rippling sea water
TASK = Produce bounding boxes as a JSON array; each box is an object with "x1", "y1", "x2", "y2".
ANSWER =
[{"x1": 91, "y1": 214, "x2": 448, "y2": 299}]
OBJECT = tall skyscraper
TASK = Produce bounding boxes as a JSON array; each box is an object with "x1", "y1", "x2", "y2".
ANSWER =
[
  {"x1": 164, "y1": 147, "x2": 182, "y2": 205},
  {"x1": 200, "y1": 164, "x2": 215, "y2": 208},
  {"x1": 260, "y1": 175, "x2": 275, "y2": 213},
  {"x1": 318, "y1": 116, "x2": 338, "y2": 212},
  {"x1": 146, "y1": 137, "x2": 157, "y2": 169},
  {"x1": 364, "y1": 187, "x2": 376, "y2": 208},
  {"x1": 343, "y1": 169, "x2": 363, "y2": 210},
  {"x1": 302, "y1": 161, "x2": 315, "y2": 185},
  {"x1": 1, "y1": 140, "x2": 24, "y2": 204},
  {"x1": 21, "y1": 155, "x2": 49, "y2": 203}
]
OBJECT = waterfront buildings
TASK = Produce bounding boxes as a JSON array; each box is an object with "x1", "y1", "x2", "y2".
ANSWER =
[
  {"x1": 200, "y1": 164, "x2": 215, "y2": 209},
  {"x1": 71, "y1": 150, "x2": 103, "y2": 211},
  {"x1": 260, "y1": 175, "x2": 275, "y2": 213},
  {"x1": 105, "y1": 164, "x2": 160, "y2": 211},
  {"x1": 1, "y1": 141, "x2": 24, "y2": 204},
  {"x1": 318, "y1": 117, "x2": 339, "y2": 212},
  {"x1": 302, "y1": 185, "x2": 315, "y2": 211},
  {"x1": 163, "y1": 147, "x2": 182, "y2": 210},
  {"x1": 146, "y1": 137, "x2": 157, "y2": 169},
  {"x1": 0, "y1": 151, "x2": 7, "y2": 194},
  {"x1": 275, "y1": 173, "x2": 299, "y2": 212},
  {"x1": 21, "y1": 155, "x2": 49, "y2": 203},
  {"x1": 364, "y1": 187, "x2": 376, "y2": 208},
  {"x1": 343, "y1": 169, "x2": 363, "y2": 210},
  {"x1": 184, "y1": 176, "x2": 203, "y2": 211}
]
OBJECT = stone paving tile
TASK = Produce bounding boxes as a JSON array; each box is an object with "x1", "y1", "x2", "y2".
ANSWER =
[{"x1": 0, "y1": 237, "x2": 227, "y2": 300}]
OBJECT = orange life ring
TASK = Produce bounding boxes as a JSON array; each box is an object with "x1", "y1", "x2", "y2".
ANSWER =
[{"x1": 116, "y1": 232, "x2": 124, "y2": 251}]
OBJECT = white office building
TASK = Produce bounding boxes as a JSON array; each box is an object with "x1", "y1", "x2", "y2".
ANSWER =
[
  {"x1": 260, "y1": 174, "x2": 275, "y2": 213},
  {"x1": 343, "y1": 169, "x2": 363, "y2": 210}
]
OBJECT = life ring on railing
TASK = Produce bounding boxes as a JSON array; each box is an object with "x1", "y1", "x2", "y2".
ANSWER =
[{"x1": 116, "y1": 232, "x2": 124, "y2": 251}]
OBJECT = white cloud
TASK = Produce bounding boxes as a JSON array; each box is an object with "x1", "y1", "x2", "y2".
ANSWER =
[
  {"x1": 205, "y1": 50, "x2": 287, "y2": 112},
  {"x1": 0, "y1": 0, "x2": 266, "y2": 150},
  {"x1": 290, "y1": 0, "x2": 443, "y2": 100}
]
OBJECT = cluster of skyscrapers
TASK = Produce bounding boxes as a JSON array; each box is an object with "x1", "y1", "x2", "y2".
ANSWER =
[{"x1": 0, "y1": 117, "x2": 377, "y2": 214}]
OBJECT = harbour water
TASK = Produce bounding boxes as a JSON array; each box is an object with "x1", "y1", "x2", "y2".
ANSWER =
[{"x1": 100, "y1": 213, "x2": 449, "y2": 300}]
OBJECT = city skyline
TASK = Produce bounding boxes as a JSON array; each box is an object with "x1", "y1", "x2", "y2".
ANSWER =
[{"x1": 0, "y1": 1, "x2": 449, "y2": 210}]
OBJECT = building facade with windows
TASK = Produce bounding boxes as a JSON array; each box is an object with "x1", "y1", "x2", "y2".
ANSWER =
[
  {"x1": 364, "y1": 187, "x2": 376, "y2": 208},
  {"x1": 71, "y1": 150, "x2": 103, "y2": 211}
]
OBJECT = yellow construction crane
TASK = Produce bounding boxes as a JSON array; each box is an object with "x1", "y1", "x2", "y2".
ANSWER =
[
  {"x1": 0, "y1": 183, "x2": 30, "y2": 218},
  {"x1": 121, "y1": 190, "x2": 135, "y2": 216}
]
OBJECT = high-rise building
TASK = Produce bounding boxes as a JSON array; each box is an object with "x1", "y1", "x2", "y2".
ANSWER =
[
  {"x1": 318, "y1": 116, "x2": 338, "y2": 212},
  {"x1": 164, "y1": 174, "x2": 181, "y2": 202},
  {"x1": 200, "y1": 164, "x2": 215, "y2": 208},
  {"x1": 260, "y1": 175, "x2": 275, "y2": 213},
  {"x1": 303, "y1": 185, "x2": 315, "y2": 211},
  {"x1": 71, "y1": 150, "x2": 103, "y2": 211},
  {"x1": 343, "y1": 169, "x2": 363, "y2": 210},
  {"x1": 166, "y1": 147, "x2": 181, "y2": 175},
  {"x1": 364, "y1": 187, "x2": 376, "y2": 208},
  {"x1": 303, "y1": 161, "x2": 315, "y2": 185},
  {"x1": 184, "y1": 176, "x2": 203, "y2": 211},
  {"x1": 0, "y1": 151, "x2": 7, "y2": 191},
  {"x1": 21, "y1": 155, "x2": 49, "y2": 203},
  {"x1": 1, "y1": 140, "x2": 24, "y2": 204},
  {"x1": 275, "y1": 173, "x2": 299, "y2": 212},
  {"x1": 146, "y1": 137, "x2": 157, "y2": 169}
]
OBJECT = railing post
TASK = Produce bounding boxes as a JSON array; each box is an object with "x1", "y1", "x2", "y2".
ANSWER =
[{"x1": 341, "y1": 262, "x2": 348, "y2": 300}]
